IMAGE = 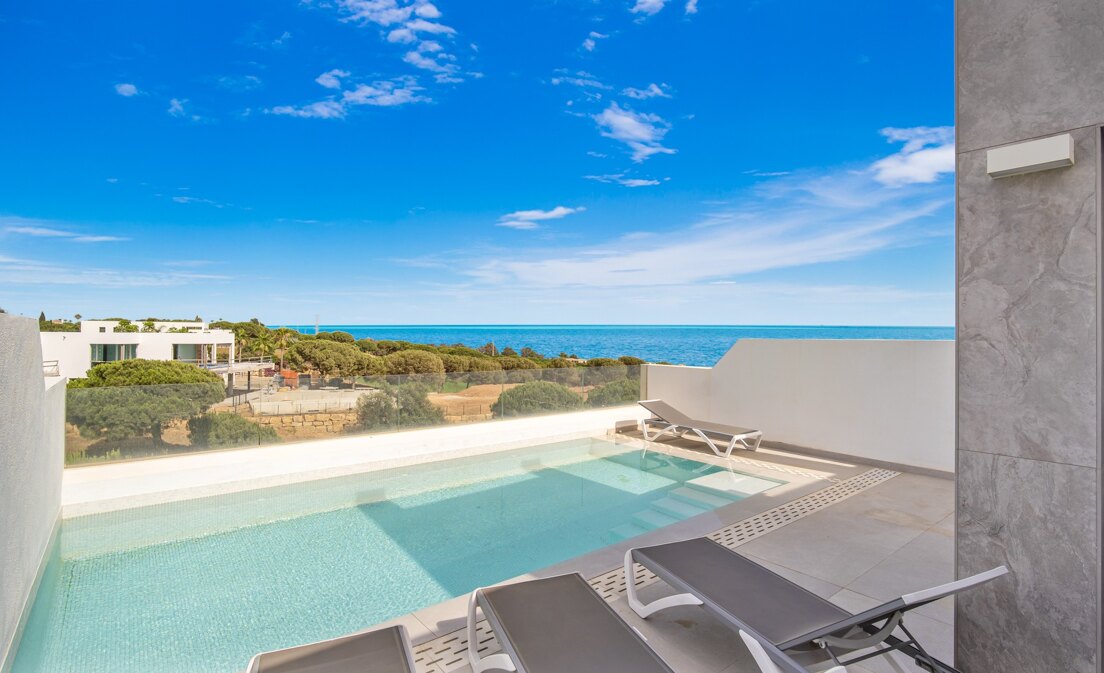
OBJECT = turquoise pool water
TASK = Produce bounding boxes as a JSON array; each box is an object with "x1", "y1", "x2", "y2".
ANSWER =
[{"x1": 12, "y1": 438, "x2": 782, "y2": 673}]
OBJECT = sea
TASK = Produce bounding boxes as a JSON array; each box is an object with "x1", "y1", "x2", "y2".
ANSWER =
[{"x1": 283, "y1": 325, "x2": 954, "y2": 367}]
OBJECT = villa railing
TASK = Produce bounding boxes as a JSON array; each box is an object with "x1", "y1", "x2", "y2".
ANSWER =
[{"x1": 63, "y1": 365, "x2": 641, "y2": 466}]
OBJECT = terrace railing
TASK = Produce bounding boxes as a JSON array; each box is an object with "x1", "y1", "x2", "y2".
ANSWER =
[{"x1": 63, "y1": 365, "x2": 641, "y2": 466}]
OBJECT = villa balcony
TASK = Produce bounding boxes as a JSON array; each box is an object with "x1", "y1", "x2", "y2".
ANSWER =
[{"x1": 3, "y1": 314, "x2": 961, "y2": 673}]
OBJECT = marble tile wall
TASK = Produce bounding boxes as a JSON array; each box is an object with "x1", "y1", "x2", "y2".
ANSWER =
[{"x1": 956, "y1": 2, "x2": 1102, "y2": 671}]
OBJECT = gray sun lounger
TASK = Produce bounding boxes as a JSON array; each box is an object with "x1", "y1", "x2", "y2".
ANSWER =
[
  {"x1": 245, "y1": 624, "x2": 416, "y2": 673},
  {"x1": 625, "y1": 537, "x2": 1009, "y2": 673},
  {"x1": 467, "y1": 573, "x2": 676, "y2": 673},
  {"x1": 639, "y1": 399, "x2": 763, "y2": 457}
]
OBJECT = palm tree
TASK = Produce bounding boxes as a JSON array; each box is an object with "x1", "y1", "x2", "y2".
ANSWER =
[
  {"x1": 273, "y1": 328, "x2": 297, "y2": 368},
  {"x1": 252, "y1": 332, "x2": 276, "y2": 363}
]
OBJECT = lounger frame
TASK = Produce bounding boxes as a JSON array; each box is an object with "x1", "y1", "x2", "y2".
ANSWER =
[
  {"x1": 638, "y1": 399, "x2": 762, "y2": 458},
  {"x1": 625, "y1": 542, "x2": 1008, "y2": 673}
]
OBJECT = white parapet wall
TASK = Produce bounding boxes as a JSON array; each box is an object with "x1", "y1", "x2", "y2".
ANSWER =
[
  {"x1": 645, "y1": 339, "x2": 955, "y2": 474},
  {"x1": 0, "y1": 315, "x2": 65, "y2": 672}
]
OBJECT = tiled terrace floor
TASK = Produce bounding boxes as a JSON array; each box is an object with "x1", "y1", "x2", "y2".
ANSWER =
[{"x1": 389, "y1": 444, "x2": 956, "y2": 673}]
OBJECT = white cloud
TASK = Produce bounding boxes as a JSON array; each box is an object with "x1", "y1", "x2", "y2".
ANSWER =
[
  {"x1": 267, "y1": 74, "x2": 428, "y2": 119},
  {"x1": 415, "y1": 2, "x2": 441, "y2": 18},
  {"x1": 551, "y1": 70, "x2": 611, "y2": 90},
  {"x1": 622, "y1": 83, "x2": 671, "y2": 100},
  {"x1": 0, "y1": 256, "x2": 228, "y2": 288},
  {"x1": 593, "y1": 103, "x2": 676, "y2": 162},
  {"x1": 631, "y1": 0, "x2": 668, "y2": 15},
  {"x1": 315, "y1": 69, "x2": 350, "y2": 89},
  {"x1": 498, "y1": 206, "x2": 586, "y2": 229},
  {"x1": 584, "y1": 174, "x2": 663, "y2": 187},
  {"x1": 172, "y1": 195, "x2": 227, "y2": 207},
  {"x1": 582, "y1": 31, "x2": 608, "y2": 51},
  {"x1": 685, "y1": 0, "x2": 698, "y2": 13},
  {"x1": 114, "y1": 83, "x2": 139, "y2": 97},
  {"x1": 217, "y1": 74, "x2": 263, "y2": 91},
  {"x1": 3, "y1": 218, "x2": 128, "y2": 243},
  {"x1": 871, "y1": 126, "x2": 955, "y2": 186},
  {"x1": 329, "y1": 0, "x2": 469, "y2": 84},
  {"x1": 468, "y1": 148, "x2": 951, "y2": 292},
  {"x1": 268, "y1": 100, "x2": 348, "y2": 119}
]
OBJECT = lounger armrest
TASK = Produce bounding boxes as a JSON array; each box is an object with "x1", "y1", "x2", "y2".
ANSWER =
[
  {"x1": 901, "y1": 565, "x2": 1008, "y2": 606},
  {"x1": 779, "y1": 565, "x2": 1010, "y2": 650}
]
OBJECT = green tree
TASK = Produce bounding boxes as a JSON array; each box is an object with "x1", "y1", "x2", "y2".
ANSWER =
[
  {"x1": 114, "y1": 319, "x2": 139, "y2": 333},
  {"x1": 384, "y1": 349, "x2": 446, "y2": 388},
  {"x1": 317, "y1": 330, "x2": 355, "y2": 343},
  {"x1": 353, "y1": 382, "x2": 445, "y2": 431},
  {"x1": 285, "y1": 340, "x2": 364, "y2": 378},
  {"x1": 66, "y1": 360, "x2": 225, "y2": 445},
  {"x1": 252, "y1": 331, "x2": 275, "y2": 362},
  {"x1": 187, "y1": 413, "x2": 278, "y2": 449},
  {"x1": 141, "y1": 319, "x2": 158, "y2": 333},
  {"x1": 273, "y1": 328, "x2": 298, "y2": 368},
  {"x1": 586, "y1": 378, "x2": 641, "y2": 408},
  {"x1": 498, "y1": 356, "x2": 539, "y2": 383},
  {"x1": 584, "y1": 358, "x2": 628, "y2": 384},
  {"x1": 465, "y1": 356, "x2": 504, "y2": 385},
  {"x1": 494, "y1": 381, "x2": 583, "y2": 418}
]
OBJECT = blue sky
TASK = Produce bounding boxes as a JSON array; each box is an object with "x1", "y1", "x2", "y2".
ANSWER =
[{"x1": 0, "y1": 0, "x2": 954, "y2": 325}]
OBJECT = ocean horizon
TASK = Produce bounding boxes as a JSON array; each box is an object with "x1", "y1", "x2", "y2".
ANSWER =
[{"x1": 281, "y1": 324, "x2": 955, "y2": 367}]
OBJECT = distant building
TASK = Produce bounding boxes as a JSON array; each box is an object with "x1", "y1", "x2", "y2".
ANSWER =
[{"x1": 40, "y1": 320, "x2": 237, "y2": 379}]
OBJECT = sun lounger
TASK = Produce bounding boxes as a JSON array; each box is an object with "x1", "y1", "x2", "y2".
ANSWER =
[
  {"x1": 625, "y1": 537, "x2": 1008, "y2": 673},
  {"x1": 639, "y1": 399, "x2": 763, "y2": 457},
  {"x1": 245, "y1": 624, "x2": 416, "y2": 673},
  {"x1": 467, "y1": 573, "x2": 676, "y2": 673}
]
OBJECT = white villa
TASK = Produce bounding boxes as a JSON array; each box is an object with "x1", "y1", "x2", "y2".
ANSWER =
[{"x1": 40, "y1": 320, "x2": 237, "y2": 379}]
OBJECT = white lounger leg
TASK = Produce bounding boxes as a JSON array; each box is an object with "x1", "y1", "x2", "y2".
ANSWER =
[
  {"x1": 641, "y1": 421, "x2": 681, "y2": 443},
  {"x1": 739, "y1": 631, "x2": 846, "y2": 673},
  {"x1": 467, "y1": 589, "x2": 516, "y2": 673},
  {"x1": 624, "y1": 550, "x2": 702, "y2": 619}
]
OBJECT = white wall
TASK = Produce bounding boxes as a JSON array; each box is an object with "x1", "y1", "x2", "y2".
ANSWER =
[
  {"x1": 645, "y1": 339, "x2": 955, "y2": 473},
  {"x1": 40, "y1": 329, "x2": 235, "y2": 379},
  {"x1": 0, "y1": 315, "x2": 65, "y2": 672}
]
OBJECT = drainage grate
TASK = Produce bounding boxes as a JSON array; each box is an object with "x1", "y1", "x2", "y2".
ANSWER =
[{"x1": 410, "y1": 467, "x2": 899, "y2": 673}]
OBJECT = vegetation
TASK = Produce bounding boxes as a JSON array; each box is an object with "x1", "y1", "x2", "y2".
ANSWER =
[
  {"x1": 353, "y1": 382, "x2": 446, "y2": 430},
  {"x1": 37, "y1": 311, "x2": 79, "y2": 332},
  {"x1": 494, "y1": 381, "x2": 583, "y2": 417},
  {"x1": 187, "y1": 413, "x2": 278, "y2": 449},
  {"x1": 67, "y1": 360, "x2": 225, "y2": 445},
  {"x1": 586, "y1": 378, "x2": 641, "y2": 408}
]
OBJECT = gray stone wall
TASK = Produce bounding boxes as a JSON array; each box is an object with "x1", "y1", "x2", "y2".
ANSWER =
[
  {"x1": 0, "y1": 316, "x2": 65, "y2": 673},
  {"x1": 956, "y1": 2, "x2": 1103, "y2": 671}
]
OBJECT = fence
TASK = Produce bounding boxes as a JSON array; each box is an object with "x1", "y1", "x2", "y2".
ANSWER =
[{"x1": 63, "y1": 365, "x2": 642, "y2": 465}]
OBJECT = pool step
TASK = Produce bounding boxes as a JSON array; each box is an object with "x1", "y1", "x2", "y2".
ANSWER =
[
  {"x1": 632, "y1": 509, "x2": 680, "y2": 530},
  {"x1": 669, "y1": 486, "x2": 738, "y2": 509},
  {"x1": 651, "y1": 496, "x2": 709, "y2": 519},
  {"x1": 606, "y1": 523, "x2": 650, "y2": 543}
]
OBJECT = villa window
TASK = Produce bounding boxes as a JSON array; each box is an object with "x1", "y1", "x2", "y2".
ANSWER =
[{"x1": 90, "y1": 343, "x2": 137, "y2": 365}]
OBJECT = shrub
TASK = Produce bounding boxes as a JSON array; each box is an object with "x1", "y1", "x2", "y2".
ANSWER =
[
  {"x1": 543, "y1": 359, "x2": 582, "y2": 386},
  {"x1": 66, "y1": 360, "x2": 225, "y2": 445},
  {"x1": 618, "y1": 356, "x2": 646, "y2": 366},
  {"x1": 465, "y1": 357, "x2": 504, "y2": 385},
  {"x1": 583, "y1": 358, "x2": 628, "y2": 385},
  {"x1": 356, "y1": 338, "x2": 380, "y2": 354},
  {"x1": 188, "y1": 413, "x2": 278, "y2": 448},
  {"x1": 494, "y1": 381, "x2": 583, "y2": 418},
  {"x1": 384, "y1": 349, "x2": 446, "y2": 381},
  {"x1": 439, "y1": 353, "x2": 472, "y2": 373},
  {"x1": 316, "y1": 330, "x2": 355, "y2": 343},
  {"x1": 498, "y1": 356, "x2": 540, "y2": 383},
  {"x1": 354, "y1": 382, "x2": 446, "y2": 431},
  {"x1": 286, "y1": 340, "x2": 364, "y2": 377},
  {"x1": 586, "y1": 378, "x2": 640, "y2": 408}
]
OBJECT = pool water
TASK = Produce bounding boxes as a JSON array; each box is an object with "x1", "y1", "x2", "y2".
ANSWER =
[{"x1": 12, "y1": 438, "x2": 782, "y2": 673}]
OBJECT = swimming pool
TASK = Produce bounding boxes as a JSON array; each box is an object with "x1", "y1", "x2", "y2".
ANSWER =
[{"x1": 12, "y1": 437, "x2": 783, "y2": 673}]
